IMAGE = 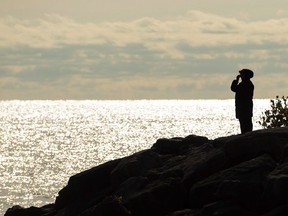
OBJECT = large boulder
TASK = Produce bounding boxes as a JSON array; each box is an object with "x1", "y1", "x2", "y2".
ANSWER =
[
  {"x1": 55, "y1": 158, "x2": 121, "y2": 215},
  {"x1": 123, "y1": 177, "x2": 187, "y2": 216},
  {"x1": 78, "y1": 196, "x2": 131, "y2": 216},
  {"x1": 5, "y1": 127, "x2": 288, "y2": 216},
  {"x1": 263, "y1": 161, "x2": 288, "y2": 208},
  {"x1": 189, "y1": 154, "x2": 276, "y2": 210},
  {"x1": 152, "y1": 135, "x2": 209, "y2": 155},
  {"x1": 213, "y1": 127, "x2": 288, "y2": 164},
  {"x1": 110, "y1": 149, "x2": 163, "y2": 187},
  {"x1": 4, "y1": 205, "x2": 55, "y2": 216}
]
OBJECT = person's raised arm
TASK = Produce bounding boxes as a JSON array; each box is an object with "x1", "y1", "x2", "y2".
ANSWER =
[{"x1": 231, "y1": 75, "x2": 241, "y2": 92}]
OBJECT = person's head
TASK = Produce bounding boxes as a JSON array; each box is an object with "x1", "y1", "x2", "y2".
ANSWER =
[{"x1": 239, "y1": 69, "x2": 254, "y2": 80}]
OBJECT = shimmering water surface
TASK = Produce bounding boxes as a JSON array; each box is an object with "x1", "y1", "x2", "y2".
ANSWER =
[{"x1": 0, "y1": 100, "x2": 270, "y2": 214}]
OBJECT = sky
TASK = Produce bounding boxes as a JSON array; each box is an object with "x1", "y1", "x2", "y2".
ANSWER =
[{"x1": 0, "y1": 0, "x2": 288, "y2": 99}]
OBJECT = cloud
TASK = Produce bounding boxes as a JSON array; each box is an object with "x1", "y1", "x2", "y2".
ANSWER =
[
  {"x1": 1, "y1": 11, "x2": 288, "y2": 52},
  {"x1": 1, "y1": 11, "x2": 288, "y2": 99},
  {"x1": 0, "y1": 73, "x2": 233, "y2": 99}
]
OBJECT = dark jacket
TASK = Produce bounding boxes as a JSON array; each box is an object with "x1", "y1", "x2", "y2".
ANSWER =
[{"x1": 231, "y1": 79, "x2": 254, "y2": 119}]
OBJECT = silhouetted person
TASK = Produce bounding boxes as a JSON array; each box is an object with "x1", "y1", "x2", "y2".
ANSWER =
[{"x1": 231, "y1": 69, "x2": 254, "y2": 134}]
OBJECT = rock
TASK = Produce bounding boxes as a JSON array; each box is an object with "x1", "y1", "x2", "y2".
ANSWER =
[
  {"x1": 78, "y1": 196, "x2": 131, "y2": 216},
  {"x1": 182, "y1": 135, "x2": 209, "y2": 147},
  {"x1": 152, "y1": 138, "x2": 186, "y2": 155},
  {"x1": 152, "y1": 135, "x2": 209, "y2": 155},
  {"x1": 182, "y1": 144, "x2": 227, "y2": 188},
  {"x1": 123, "y1": 177, "x2": 187, "y2": 216},
  {"x1": 55, "y1": 158, "x2": 121, "y2": 215},
  {"x1": 110, "y1": 149, "x2": 162, "y2": 187},
  {"x1": 5, "y1": 127, "x2": 288, "y2": 216},
  {"x1": 115, "y1": 176, "x2": 149, "y2": 202},
  {"x1": 213, "y1": 127, "x2": 288, "y2": 165},
  {"x1": 261, "y1": 204, "x2": 288, "y2": 216},
  {"x1": 201, "y1": 201, "x2": 255, "y2": 216},
  {"x1": 4, "y1": 204, "x2": 55, "y2": 216},
  {"x1": 165, "y1": 209, "x2": 200, "y2": 216},
  {"x1": 263, "y1": 162, "x2": 288, "y2": 208},
  {"x1": 189, "y1": 154, "x2": 276, "y2": 211}
]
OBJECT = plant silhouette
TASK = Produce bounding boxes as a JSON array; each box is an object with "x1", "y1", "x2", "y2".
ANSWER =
[{"x1": 258, "y1": 96, "x2": 288, "y2": 128}]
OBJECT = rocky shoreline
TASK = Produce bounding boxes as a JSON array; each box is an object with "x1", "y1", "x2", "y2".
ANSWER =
[{"x1": 5, "y1": 127, "x2": 288, "y2": 216}]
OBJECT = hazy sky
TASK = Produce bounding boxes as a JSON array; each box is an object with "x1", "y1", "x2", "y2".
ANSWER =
[{"x1": 1, "y1": 0, "x2": 288, "y2": 99}]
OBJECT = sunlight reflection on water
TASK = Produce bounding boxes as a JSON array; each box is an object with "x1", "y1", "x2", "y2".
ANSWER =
[{"x1": 0, "y1": 99, "x2": 270, "y2": 214}]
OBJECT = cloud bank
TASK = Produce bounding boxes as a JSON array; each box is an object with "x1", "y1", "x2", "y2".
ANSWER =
[{"x1": 0, "y1": 11, "x2": 288, "y2": 99}]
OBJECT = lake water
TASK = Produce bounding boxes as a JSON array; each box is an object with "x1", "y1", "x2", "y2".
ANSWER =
[{"x1": 0, "y1": 99, "x2": 270, "y2": 214}]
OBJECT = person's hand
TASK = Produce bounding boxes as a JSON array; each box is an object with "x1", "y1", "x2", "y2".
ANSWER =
[{"x1": 236, "y1": 75, "x2": 241, "y2": 81}]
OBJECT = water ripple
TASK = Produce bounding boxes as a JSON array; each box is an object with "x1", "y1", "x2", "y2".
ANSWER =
[{"x1": 0, "y1": 99, "x2": 269, "y2": 214}]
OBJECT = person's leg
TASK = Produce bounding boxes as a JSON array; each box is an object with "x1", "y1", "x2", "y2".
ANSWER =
[
  {"x1": 247, "y1": 117, "x2": 253, "y2": 132},
  {"x1": 239, "y1": 117, "x2": 253, "y2": 134},
  {"x1": 239, "y1": 118, "x2": 245, "y2": 134}
]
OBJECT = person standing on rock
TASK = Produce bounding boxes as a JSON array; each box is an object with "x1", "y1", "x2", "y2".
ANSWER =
[{"x1": 231, "y1": 69, "x2": 254, "y2": 134}]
